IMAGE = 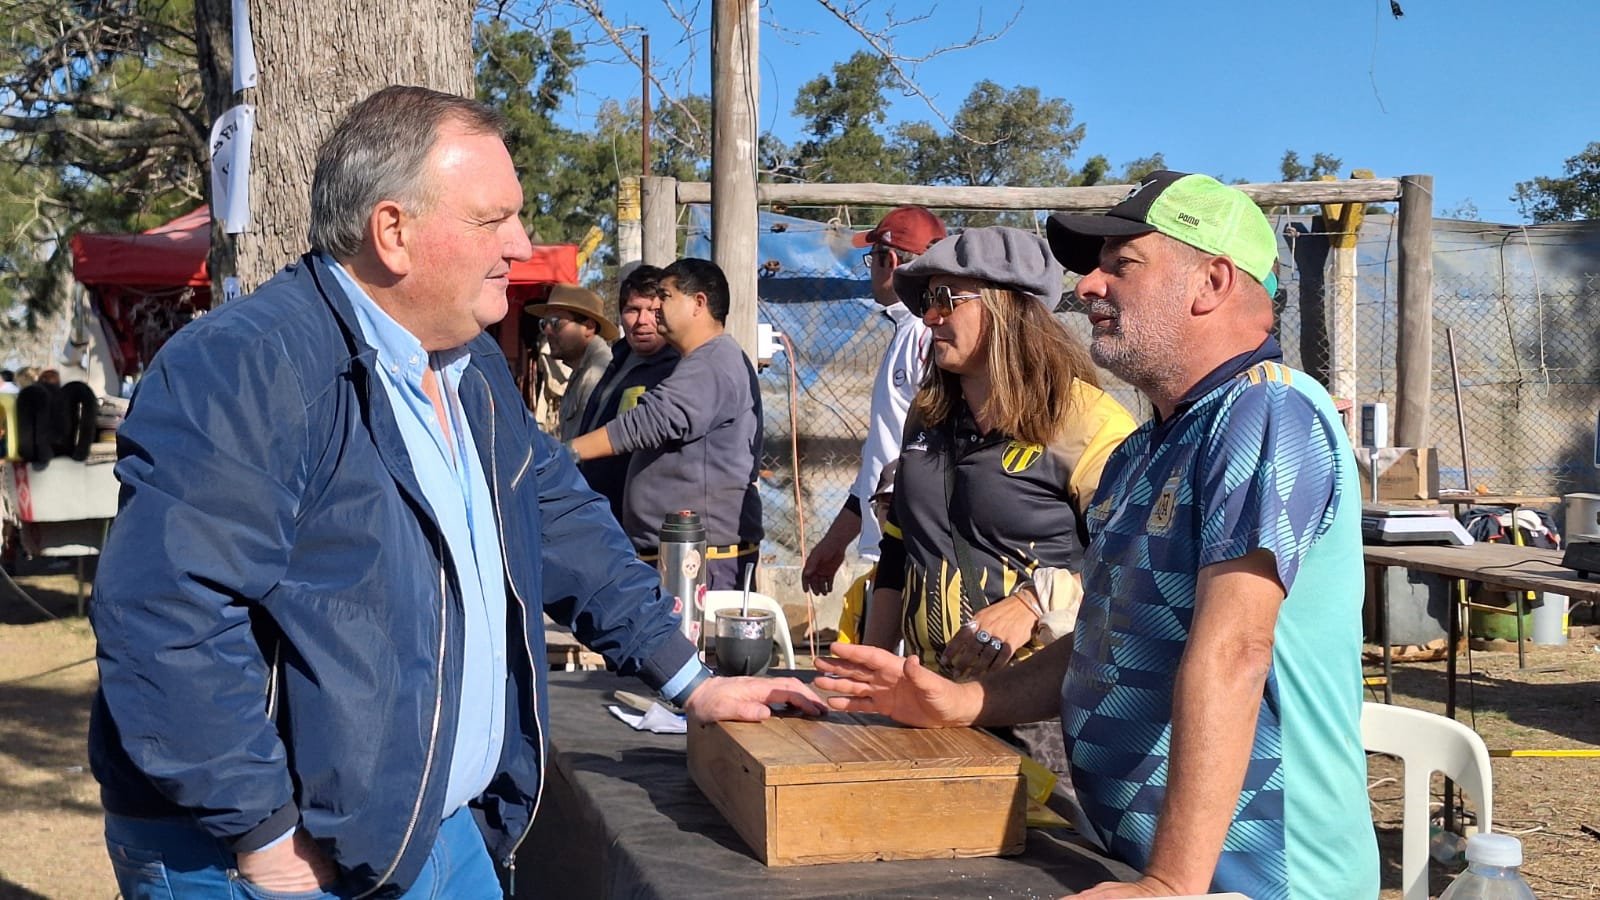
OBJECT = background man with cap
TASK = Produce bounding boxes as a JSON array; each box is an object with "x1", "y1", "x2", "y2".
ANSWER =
[
  {"x1": 576, "y1": 264, "x2": 680, "y2": 521},
  {"x1": 863, "y1": 224, "x2": 1133, "y2": 778},
  {"x1": 527, "y1": 283, "x2": 616, "y2": 441},
  {"x1": 818, "y1": 173, "x2": 1376, "y2": 899},
  {"x1": 802, "y1": 205, "x2": 946, "y2": 599}
]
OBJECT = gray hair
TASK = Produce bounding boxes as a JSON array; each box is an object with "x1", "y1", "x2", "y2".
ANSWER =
[{"x1": 308, "y1": 85, "x2": 507, "y2": 259}]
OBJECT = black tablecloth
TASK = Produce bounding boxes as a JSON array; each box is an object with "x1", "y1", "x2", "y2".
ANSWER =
[{"x1": 515, "y1": 671, "x2": 1136, "y2": 899}]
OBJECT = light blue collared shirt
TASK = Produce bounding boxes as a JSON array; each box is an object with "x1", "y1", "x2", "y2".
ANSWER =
[{"x1": 328, "y1": 258, "x2": 509, "y2": 818}]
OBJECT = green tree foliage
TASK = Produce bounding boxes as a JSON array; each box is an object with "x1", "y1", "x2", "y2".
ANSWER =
[
  {"x1": 0, "y1": 0, "x2": 204, "y2": 321},
  {"x1": 1280, "y1": 150, "x2": 1343, "y2": 182},
  {"x1": 896, "y1": 81, "x2": 1083, "y2": 189},
  {"x1": 893, "y1": 81, "x2": 1085, "y2": 226},
  {"x1": 474, "y1": 19, "x2": 712, "y2": 264},
  {"x1": 787, "y1": 52, "x2": 903, "y2": 184},
  {"x1": 1115, "y1": 153, "x2": 1168, "y2": 184},
  {"x1": 1513, "y1": 142, "x2": 1600, "y2": 222}
]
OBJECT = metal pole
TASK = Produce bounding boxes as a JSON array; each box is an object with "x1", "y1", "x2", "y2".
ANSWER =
[
  {"x1": 641, "y1": 34, "x2": 651, "y2": 176},
  {"x1": 1446, "y1": 327, "x2": 1472, "y2": 491}
]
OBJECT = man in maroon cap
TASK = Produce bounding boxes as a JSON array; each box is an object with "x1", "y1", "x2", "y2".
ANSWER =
[{"x1": 803, "y1": 206, "x2": 946, "y2": 601}]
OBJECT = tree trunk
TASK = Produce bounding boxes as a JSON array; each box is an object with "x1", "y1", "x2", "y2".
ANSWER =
[{"x1": 196, "y1": 0, "x2": 475, "y2": 293}]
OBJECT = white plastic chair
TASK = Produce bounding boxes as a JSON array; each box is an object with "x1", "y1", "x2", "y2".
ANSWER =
[
  {"x1": 1362, "y1": 702, "x2": 1494, "y2": 900},
  {"x1": 701, "y1": 590, "x2": 796, "y2": 670}
]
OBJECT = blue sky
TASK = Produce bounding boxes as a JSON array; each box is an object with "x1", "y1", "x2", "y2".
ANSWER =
[{"x1": 545, "y1": 1, "x2": 1598, "y2": 222}]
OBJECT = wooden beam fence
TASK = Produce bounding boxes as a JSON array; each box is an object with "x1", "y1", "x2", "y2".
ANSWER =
[{"x1": 642, "y1": 175, "x2": 1432, "y2": 445}]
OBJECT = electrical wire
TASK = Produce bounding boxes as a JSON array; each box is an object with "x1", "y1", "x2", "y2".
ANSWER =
[{"x1": 773, "y1": 328, "x2": 818, "y2": 661}]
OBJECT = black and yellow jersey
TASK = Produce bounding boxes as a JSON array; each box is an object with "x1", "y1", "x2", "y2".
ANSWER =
[{"x1": 878, "y1": 381, "x2": 1135, "y2": 673}]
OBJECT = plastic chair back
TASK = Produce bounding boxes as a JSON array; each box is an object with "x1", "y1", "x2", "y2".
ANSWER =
[
  {"x1": 1361, "y1": 702, "x2": 1494, "y2": 900},
  {"x1": 701, "y1": 590, "x2": 796, "y2": 670}
]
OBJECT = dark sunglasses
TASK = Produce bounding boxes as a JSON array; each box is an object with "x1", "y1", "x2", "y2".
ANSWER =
[
  {"x1": 920, "y1": 284, "x2": 983, "y2": 316},
  {"x1": 862, "y1": 247, "x2": 907, "y2": 268}
]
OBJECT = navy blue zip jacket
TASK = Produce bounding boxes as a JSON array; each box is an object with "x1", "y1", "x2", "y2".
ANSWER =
[{"x1": 87, "y1": 254, "x2": 700, "y2": 898}]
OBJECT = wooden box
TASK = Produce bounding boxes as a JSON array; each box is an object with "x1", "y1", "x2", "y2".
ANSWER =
[
  {"x1": 1356, "y1": 447, "x2": 1441, "y2": 500},
  {"x1": 687, "y1": 711, "x2": 1026, "y2": 866}
]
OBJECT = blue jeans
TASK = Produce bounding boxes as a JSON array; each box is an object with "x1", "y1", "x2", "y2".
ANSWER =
[{"x1": 104, "y1": 806, "x2": 501, "y2": 899}]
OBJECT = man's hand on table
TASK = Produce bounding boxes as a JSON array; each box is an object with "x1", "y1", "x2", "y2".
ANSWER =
[
  {"x1": 681, "y1": 675, "x2": 828, "y2": 725},
  {"x1": 1066, "y1": 875, "x2": 1187, "y2": 898},
  {"x1": 813, "y1": 642, "x2": 981, "y2": 729},
  {"x1": 235, "y1": 828, "x2": 338, "y2": 893}
]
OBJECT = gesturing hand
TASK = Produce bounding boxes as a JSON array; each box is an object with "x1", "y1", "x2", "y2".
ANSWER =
[{"x1": 813, "y1": 642, "x2": 981, "y2": 729}]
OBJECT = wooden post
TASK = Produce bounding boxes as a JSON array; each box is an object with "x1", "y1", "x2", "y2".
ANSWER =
[
  {"x1": 1320, "y1": 171, "x2": 1371, "y2": 442},
  {"x1": 711, "y1": 0, "x2": 760, "y2": 360},
  {"x1": 617, "y1": 176, "x2": 642, "y2": 271},
  {"x1": 1328, "y1": 248, "x2": 1359, "y2": 439},
  {"x1": 640, "y1": 175, "x2": 677, "y2": 267},
  {"x1": 1395, "y1": 174, "x2": 1435, "y2": 448}
]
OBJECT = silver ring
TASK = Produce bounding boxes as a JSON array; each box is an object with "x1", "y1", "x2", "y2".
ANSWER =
[
  {"x1": 988, "y1": 637, "x2": 1005, "y2": 652},
  {"x1": 963, "y1": 620, "x2": 979, "y2": 632},
  {"x1": 974, "y1": 629, "x2": 992, "y2": 644}
]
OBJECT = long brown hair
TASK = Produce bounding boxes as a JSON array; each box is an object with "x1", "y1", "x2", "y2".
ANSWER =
[{"x1": 913, "y1": 286, "x2": 1099, "y2": 445}]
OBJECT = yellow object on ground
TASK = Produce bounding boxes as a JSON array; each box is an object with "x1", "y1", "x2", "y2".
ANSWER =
[{"x1": 1019, "y1": 754, "x2": 1071, "y2": 829}]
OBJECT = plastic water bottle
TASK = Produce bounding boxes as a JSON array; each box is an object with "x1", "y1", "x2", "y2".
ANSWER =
[{"x1": 1438, "y1": 833, "x2": 1536, "y2": 899}]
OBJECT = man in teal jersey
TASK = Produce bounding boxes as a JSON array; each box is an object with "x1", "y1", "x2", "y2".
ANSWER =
[{"x1": 817, "y1": 172, "x2": 1377, "y2": 899}]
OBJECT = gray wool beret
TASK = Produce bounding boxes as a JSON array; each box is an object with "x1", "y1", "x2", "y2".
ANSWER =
[{"x1": 893, "y1": 225, "x2": 1064, "y2": 315}]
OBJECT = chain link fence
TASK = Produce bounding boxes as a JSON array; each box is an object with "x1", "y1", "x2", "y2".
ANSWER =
[{"x1": 676, "y1": 205, "x2": 1600, "y2": 572}]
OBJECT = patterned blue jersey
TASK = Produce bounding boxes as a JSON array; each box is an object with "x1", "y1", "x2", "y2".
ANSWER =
[{"x1": 1063, "y1": 345, "x2": 1377, "y2": 899}]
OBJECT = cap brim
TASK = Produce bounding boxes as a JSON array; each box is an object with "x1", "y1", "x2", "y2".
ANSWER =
[
  {"x1": 850, "y1": 229, "x2": 878, "y2": 248},
  {"x1": 892, "y1": 269, "x2": 931, "y2": 317},
  {"x1": 1046, "y1": 213, "x2": 1157, "y2": 275},
  {"x1": 524, "y1": 302, "x2": 620, "y2": 342}
]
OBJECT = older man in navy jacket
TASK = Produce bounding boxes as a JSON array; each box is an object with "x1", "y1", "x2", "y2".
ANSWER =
[{"x1": 87, "y1": 86, "x2": 822, "y2": 900}]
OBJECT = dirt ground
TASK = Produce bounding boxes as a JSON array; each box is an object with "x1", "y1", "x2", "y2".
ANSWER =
[{"x1": 3, "y1": 569, "x2": 1598, "y2": 899}]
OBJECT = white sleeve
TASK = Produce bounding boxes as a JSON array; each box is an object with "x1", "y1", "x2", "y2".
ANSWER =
[{"x1": 849, "y1": 316, "x2": 927, "y2": 561}]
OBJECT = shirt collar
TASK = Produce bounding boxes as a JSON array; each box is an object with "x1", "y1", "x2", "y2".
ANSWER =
[
  {"x1": 323, "y1": 254, "x2": 469, "y2": 382},
  {"x1": 881, "y1": 301, "x2": 917, "y2": 324},
  {"x1": 1156, "y1": 335, "x2": 1283, "y2": 426}
]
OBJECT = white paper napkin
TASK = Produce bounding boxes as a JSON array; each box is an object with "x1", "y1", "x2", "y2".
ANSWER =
[{"x1": 607, "y1": 702, "x2": 687, "y2": 734}]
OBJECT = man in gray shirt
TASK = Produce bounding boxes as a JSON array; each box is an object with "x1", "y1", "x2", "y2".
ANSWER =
[
  {"x1": 527, "y1": 283, "x2": 616, "y2": 440},
  {"x1": 569, "y1": 258, "x2": 762, "y2": 589}
]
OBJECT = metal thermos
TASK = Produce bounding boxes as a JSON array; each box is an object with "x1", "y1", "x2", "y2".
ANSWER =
[{"x1": 658, "y1": 510, "x2": 708, "y2": 648}]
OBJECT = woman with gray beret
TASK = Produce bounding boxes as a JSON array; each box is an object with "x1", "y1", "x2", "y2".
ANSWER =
[{"x1": 862, "y1": 225, "x2": 1135, "y2": 775}]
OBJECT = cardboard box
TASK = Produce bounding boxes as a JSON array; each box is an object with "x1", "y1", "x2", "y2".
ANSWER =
[
  {"x1": 688, "y1": 712, "x2": 1026, "y2": 866},
  {"x1": 1355, "y1": 447, "x2": 1440, "y2": 501}
]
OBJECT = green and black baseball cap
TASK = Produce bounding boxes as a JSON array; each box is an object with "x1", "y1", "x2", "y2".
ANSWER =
[{"x1": 1047, "y1": 170, "x2": 1279, "y2": 295}]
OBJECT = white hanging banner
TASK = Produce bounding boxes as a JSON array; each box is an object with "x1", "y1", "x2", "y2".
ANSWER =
[
  {"x1": 231, "y1": 0, "x2": 258, "y2": 92},
  {"x1": 210, "y1": 105, "x2": 255, "y2": 234}
]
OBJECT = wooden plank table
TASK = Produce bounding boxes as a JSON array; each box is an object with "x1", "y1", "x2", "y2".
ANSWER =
[
  {"x1": 543, "y1": 615, "x2": 607, "y2": 671},
  {"x1": 1363, "y1": 542, "x2": 1600, "y2": 604},
  {"x1": 1362, "y1": 541, "x2": 1596, "y2": 834},
  {"x1": 516, "y1": 671, "x2": 1138, "y2": 898}
]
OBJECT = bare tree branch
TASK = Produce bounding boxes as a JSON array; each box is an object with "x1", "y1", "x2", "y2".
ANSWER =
[
  {"x1": 560, "y1": 0, "x2": 711, "y2": 154},
  {"x1": 0, "y1": 111, "x2": 189, "y2": 148},
  {"x1": 809, "y1": 0, "x2": 1017, "y2": 144}
]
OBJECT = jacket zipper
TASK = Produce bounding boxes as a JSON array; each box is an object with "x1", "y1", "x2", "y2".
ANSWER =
[
  {"x1": 265, "y1": 640, "x2": 281, "y2": 721},
  {"x1": 358, "y1": 555, "x2": 449, "y2": 899},
  {"x1": 476, "y1": 369, "x2": 546, "y2": 874}
]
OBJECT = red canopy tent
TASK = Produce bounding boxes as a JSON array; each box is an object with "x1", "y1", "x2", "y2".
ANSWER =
[{"x1": 69, "y1": 206, "x2": 579, "y2": 377}]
